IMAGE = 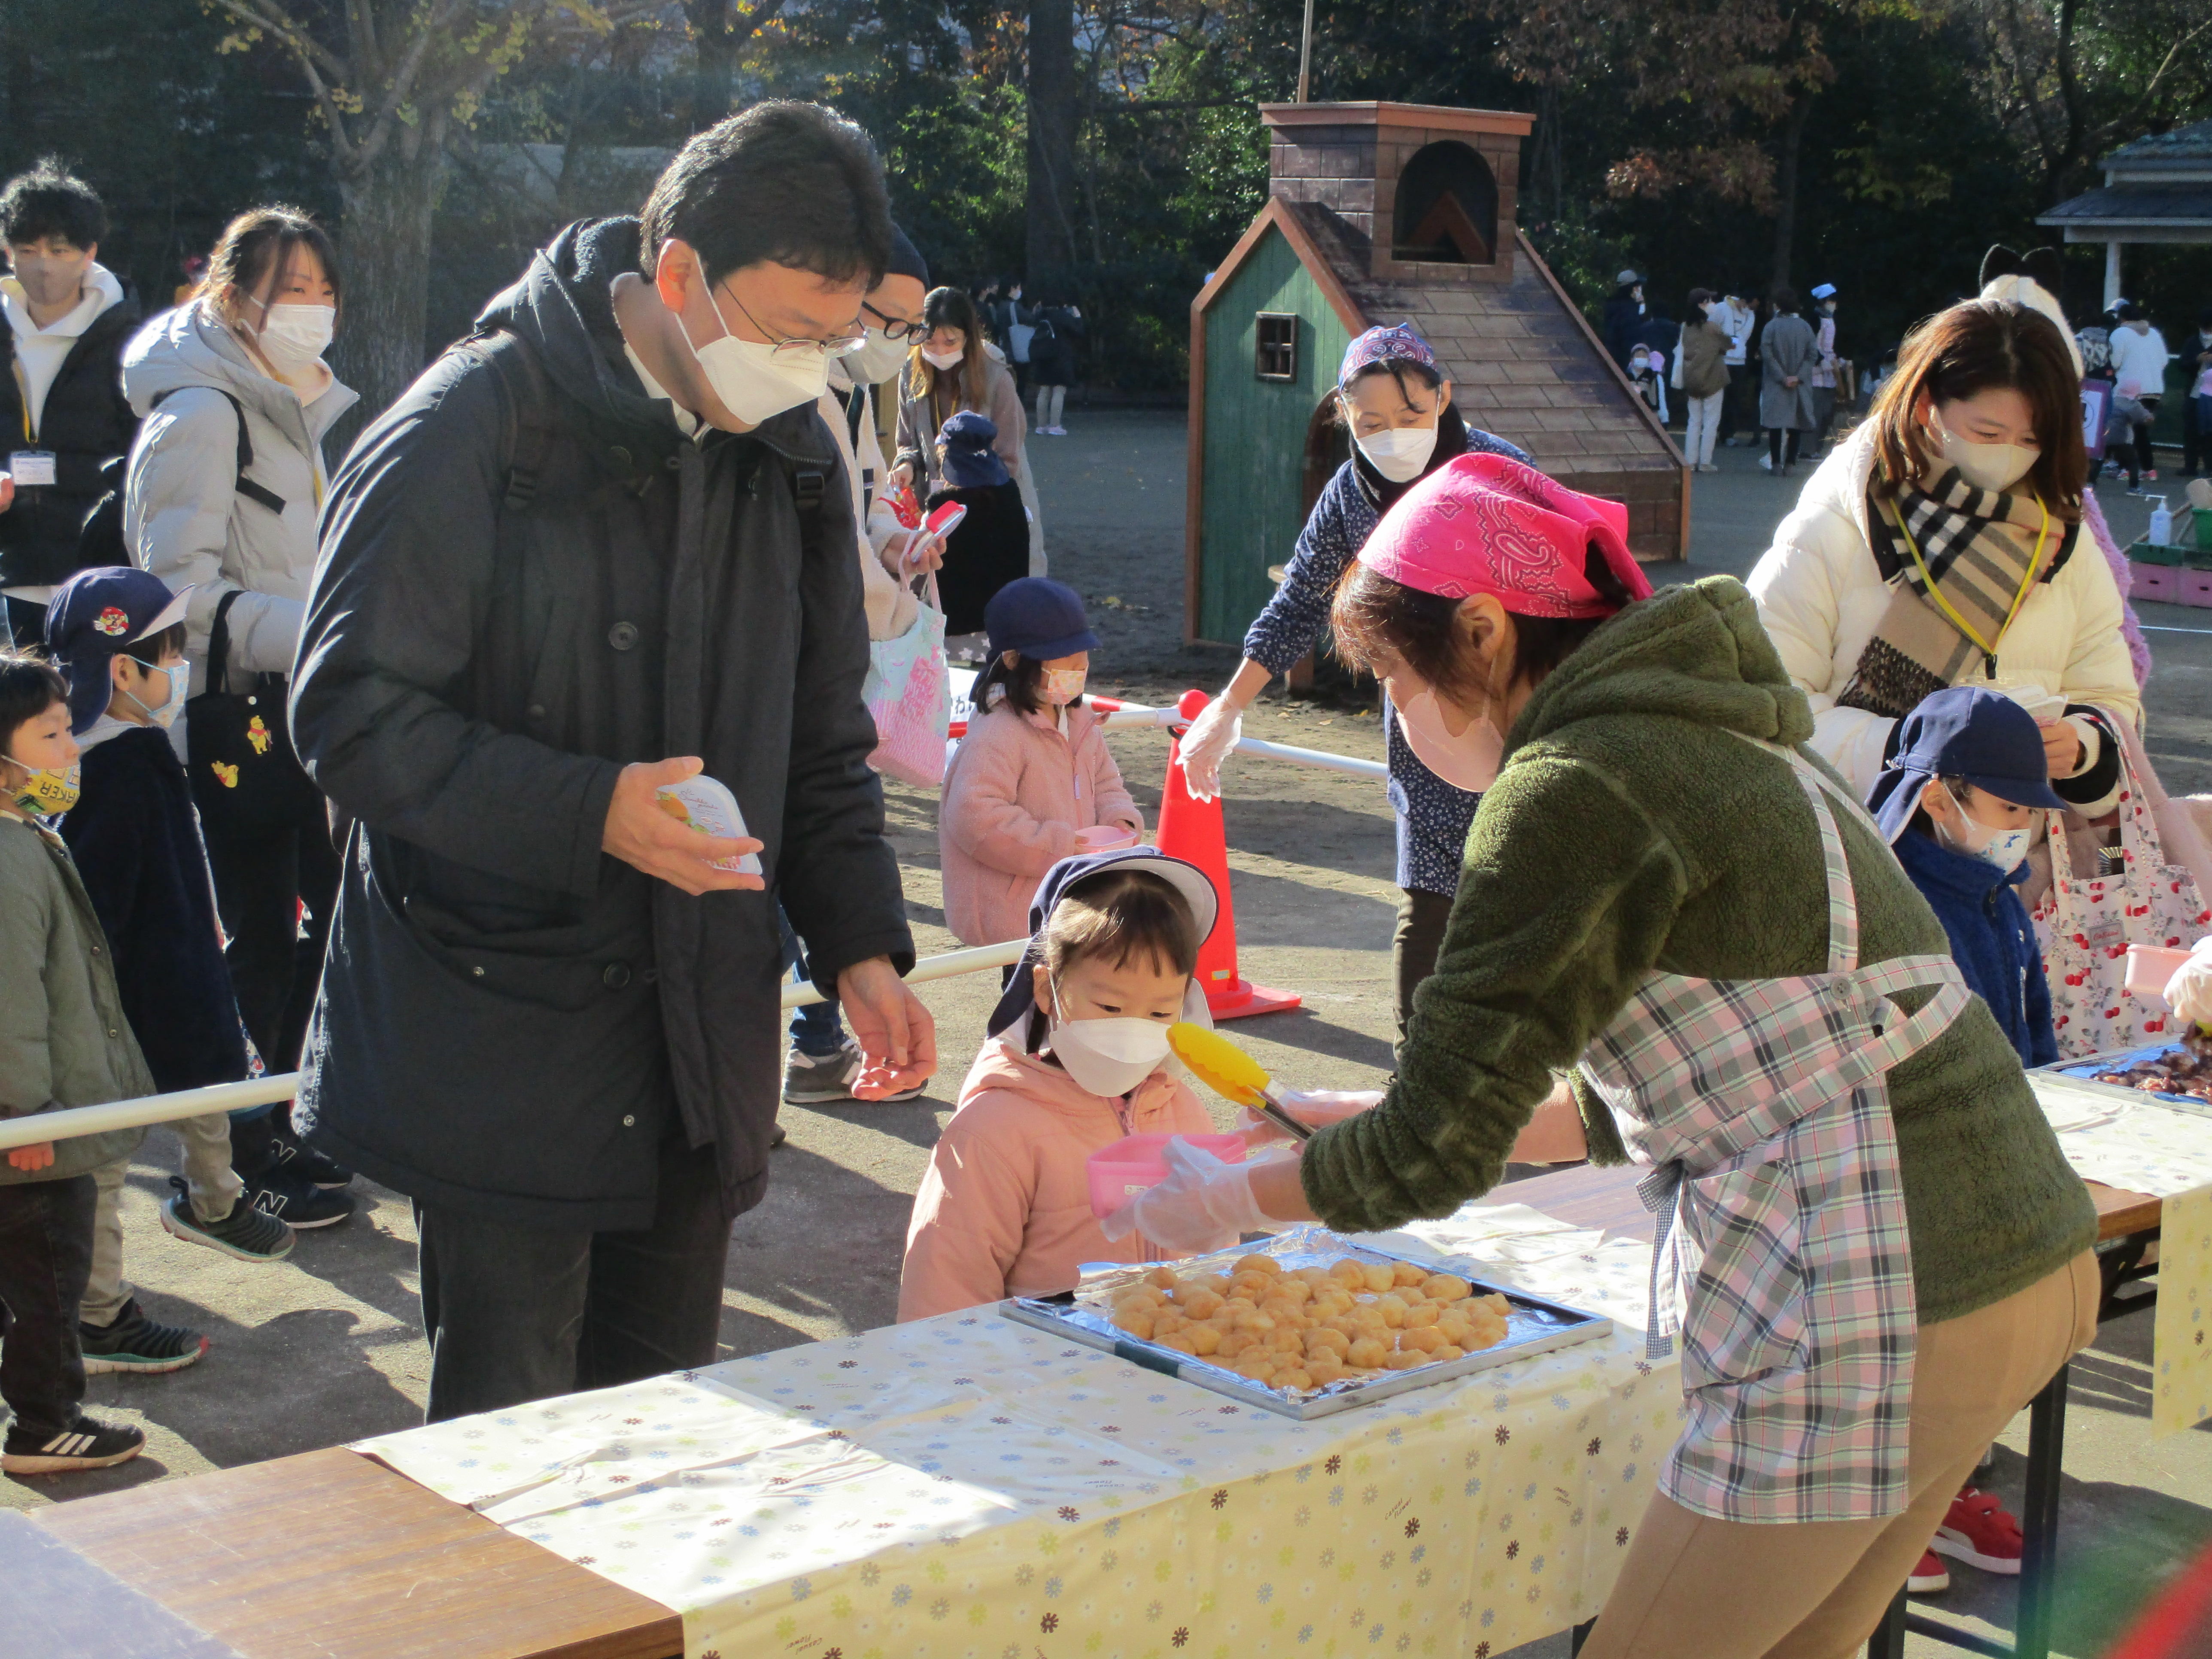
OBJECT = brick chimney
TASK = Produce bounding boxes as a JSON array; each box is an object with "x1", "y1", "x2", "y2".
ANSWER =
[{"x1": 1259, "y1": 100, "x2": 1535, "y2": 285}]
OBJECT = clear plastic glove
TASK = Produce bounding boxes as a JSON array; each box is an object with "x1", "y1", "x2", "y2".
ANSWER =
[
  {"x1": 1236, "y1": 1086, "x2": 1383, "y2": 1148},
  {"x1": 2163, "y1": 937, "x2": 2212, "y2": 1030},
  {"x1": 1176, "y1": 697, "x2": 1243, "y2": 804},
  {"x1": 1100, "y1": 1136, "x2": 1271, "y2": 1253}
]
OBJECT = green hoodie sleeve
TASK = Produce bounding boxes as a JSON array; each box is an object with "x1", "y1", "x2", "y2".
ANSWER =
[{"x1": 1299, "y1": 749, "x2": 1689, "y2": 1232}]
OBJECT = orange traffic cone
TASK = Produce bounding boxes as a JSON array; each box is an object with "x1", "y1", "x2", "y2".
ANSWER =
[{"x1": 1155, "y1": 690, "x2": 1301, "y2": 1020}]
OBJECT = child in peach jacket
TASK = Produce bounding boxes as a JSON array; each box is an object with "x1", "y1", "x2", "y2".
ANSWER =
[
  {"x1": 899, "y1": 851, "x2": 1227, "y2": 1321},
  {"x1": 939, "y1": 580, "x2": 1143, "y2": 947}
]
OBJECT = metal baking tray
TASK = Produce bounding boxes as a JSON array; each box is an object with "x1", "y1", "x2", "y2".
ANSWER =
[
  {"x1": 2031, "y1": 1044, "x2": 2212, "y2": 1122},
  {"x1": 998, "y1": 1225, "x2": 1613, "y2": 1421}
]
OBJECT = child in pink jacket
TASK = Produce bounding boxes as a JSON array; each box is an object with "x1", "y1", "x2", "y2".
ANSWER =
[
  {"x1": 899, "y1": 851, "x2": 1229, "y2": 1321},
  {"x1": 939, "y1": 579, "x2": 1143, "y2": 947}
]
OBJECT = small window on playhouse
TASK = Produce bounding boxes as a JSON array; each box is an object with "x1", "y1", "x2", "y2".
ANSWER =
[{"x1": 1255, "y1": 313, "x2": 1298, "y2": 381}]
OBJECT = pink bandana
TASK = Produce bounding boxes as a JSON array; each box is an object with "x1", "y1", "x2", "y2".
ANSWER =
[{"x1": 1356, "y1": 453, "x2": 1652, "y2": 619}]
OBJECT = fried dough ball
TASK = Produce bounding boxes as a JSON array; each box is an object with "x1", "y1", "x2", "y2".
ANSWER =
[
  {"x1": 1219, "y1": 1296, "x2": 1257, "y2": 1319},
  {"x1": 1328, "y1": 1259, "x2": 1368, "y2": 1288},
  {"x1": 1304, "y1": 1357, "x2": 1347, "y2": 1386},
  {"x1": 1260, "y1": 1297, "x2": 1308, "y2": 1326},
  {"x1": 1151, "y1": 1311, "x2": 1188, "y2": 1339},
  {"x1": 1310, "y1": 1288, "x2": 1355, "y2": 1319},
  {"x1": 1267, "y1": 1325, "x2": 1306, "y2": 1355},
  {"x1": 1111, "y1": 1306, "x2": 1156, "y2": 1339},
  {"x1": 1146, "y1": 1264, "x2": 1181, "y2": 1289},
  {"x1": 1360, "y1": 1262, "x2": 1396, "y2": 1294},
  {"x1": 1233, "y1": 1352, "x2": 1278, "y2": 1382},
  {"x1": 1292, "y1": 1266, "x2": 1333, "y2": 1290},
  {"x1": 1346, "y1": 1336, "x2": 1391, "y2": 1369},
  {"x1": 1216, "y1": 1330, "x2": 1258, "y2": 1359},
  {"x1": 1430, "y1": 1344, "x2": 1465, "y2": 1362},
  {"x1": 1401, "y1": 1301, "x2": 1441, "y2": 1329},
  {"x1": 1464, "y1": 1319, "x2": 1508, "y2": 1353},
  {"x1": 1185, "y1": 1324, "x2": 1223, "y2": 1356},
  {"x1": 1421, "y1": 1274, "x2": 1473, "y2": 1303},
  {"x1": 1229, "y1": 1273, "x2": 1275, "y2": 1303},
  {"x1": 1391, "y1": 1261, "x2": 1429, "y2": 1289},
  {"x1": 1480, "y1": 1292, "x2": 1511, "y2": 1318},
  {"x1": 1156, "y1": 1334, "x2": 1198, "y2": 1355},
  {"x1": 1348, "y1": 1304, "x2": 1389, "y2": 1335},
  {"x1": 1273, "y1": 1277, "x2": 1314, "y2": 1305},
  {"x1": 1235, "y1": 1255, "x2": 1283, "y2": 1277},
  {"x1": 1304, "y1": 1326, "x2": 1351, "y2": 1358},
  {"x1": 1173, "y1": 1288, "x2": 1225, "y2": 1320},
  {"x1": 1275, "y1": 1368, "x2": 1314, "y2": 1392},
  {"x1": 1116, "y1": 1285, "x2": 1167, "y2": 1309},
  {"x1": 1399, "y1": 1325, "x2": 1447, "y2": 1354},
  {"x1": 1374, "y1": 1294, "x2": 1411, "y2": 1330},
  {"x1": 1234, "y1": 1308, "x2": 1277, "y2": 1333},
  {"x1": 1383, "y1": 1347, "x2": 1429, "y2": 1370},
  {"x1": 1436, "y1": 1313, "x2": 1474, "y2": 1347}
]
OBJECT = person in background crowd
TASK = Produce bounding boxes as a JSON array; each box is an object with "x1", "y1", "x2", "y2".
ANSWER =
[
  {"x1": 1759, "y1": 288, "x2": 1819, "y2": 477},
  {"x1": 2108, "y1": 301, "x2": 2170, "y2": 489},
  {"x1": 46, "y1": 569, "x2": 297, "y2": 1382},
  {"x1": 122, "y1": 205, "x2": 359, "y2": 1228},
  {"x1": 938, "y1": 579, "x2": 1142, "y2": 951},
  {"x1": 1677, "y1": 289, "x2": 1731, "y2": 472},
  {"x1": 1808, "y1": 282, "x2": 1841, "y2": 450},
  {"x1": 2190, "y1": 308, "x2": 2212, "y2": 479},
  {"x1": 1627, "y1": 342, "x2": 1668, "y2": 422},
  {"x1": 925, "y1": 411, "x2": 1031, "y2": 651},
  {"x1": 1174, "y1": 323, "x2": 1530, "y2": 1039},
  {"x1": 1716, "y1": 288, "x2": 1757, "y2": 445},
  {"x1": 291, "y1": 102, "x2": 932, "y2": 1422},
  {"x1": 1604, "y1": 269, "x2": 1646, "y2": 368},
  {"x1": 0, "y1": 162, "x2": 141, "y2": 647},
  {"x1": 0, "y1": 651, "x2": 153, "y2": 1476},
  {"x1": 899, "y1": 852, "x2": 1222, "y2": 1321},
  {"x1": 1749, "y1": 298, "x2": 2139, "y2": 801},
  {"x1": 1029, "y1": 298, "x2": 1082, "y2": 437},
  {"x1": 893, "y1": 284, "x2": 1036, "y2": 602},
  {"x1": 783, "y1": 224, "x2": 941, "y2": 1114}
]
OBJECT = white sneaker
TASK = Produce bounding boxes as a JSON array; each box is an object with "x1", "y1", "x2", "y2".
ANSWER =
[{"x1": 1759, "y1": 452, "x2": 1774, "y2": 471}]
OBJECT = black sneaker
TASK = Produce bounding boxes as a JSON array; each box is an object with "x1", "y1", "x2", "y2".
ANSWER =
[
  {"x1": 3, "y1": 1414, "x2": 145, "y2": 1474},
  {"x1": 272, "y1": 1138, "x2": 354, "y2": 1190},
  {"x1": 160, "y1": 1176, "x2": 295, "y2": 1262},
  {"x1": 78, "y1": 1296, "x2": 208, "y2": 1375},
  {"x1": 244, "y1": 1167, "x2": 356, "y2": 1230}
]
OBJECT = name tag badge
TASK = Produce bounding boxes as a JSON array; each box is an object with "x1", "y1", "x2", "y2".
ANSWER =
[{"x1": 7, "y1": 450, "x2": 56, "y2": 487}]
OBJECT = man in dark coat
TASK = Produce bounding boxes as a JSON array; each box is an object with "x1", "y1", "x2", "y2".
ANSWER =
[
  {"x1": 0, "y1": 164, "x2": 142, "y2": 646},
  {"x1": 291, "y1": 102, "x2": 936, "y2": 1422}
]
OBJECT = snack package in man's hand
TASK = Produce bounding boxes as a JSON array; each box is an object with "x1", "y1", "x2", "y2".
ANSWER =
[{"x1": 653, "y1": 775, "x2": 763, "y2": 875}]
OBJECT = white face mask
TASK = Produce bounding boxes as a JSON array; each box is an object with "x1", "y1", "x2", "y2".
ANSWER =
[
  {"x1": 1936, "y1": 784, "x2": 2032, "y2": 872},
  {"x1": 847, "y1": 327, "x2": 911, "y2": 385},
  {"x1": 921, "y1": 346, "x2": 963, "y2": 372},
  {"x1": 1355, "y1": 423, "x2": 1438, "y2": 483},
  {"x1": 122, "y1": 659, "x2": 190, "y2": 729},
  {"x1": 1930, "y1": 410, "x2": 2038, "y2": 495},
  {"x1": 1390, "y1": 679, "x2": 1503, "y2": 793},
  {"x1": 1041, "y1": 665, "x2": 1087, "y2": 705},
  {"x1": 1047, "y1": 986, "x2": 1175, "y2": 1097},
  {"x1": 250, "y1": 300, "x2": 334, "y2": 371},
  {"x1": 679, "y1": 295, "x2": 830, "y2": 427}
]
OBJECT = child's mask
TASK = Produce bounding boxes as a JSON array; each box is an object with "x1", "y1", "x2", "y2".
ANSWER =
[
  {"x1": 1936, "y1": 784, "x2": 2031, "y2": 872},
  {"x1": 5, "y1": 755, "x2": 80, "y2": 816},
  {"x1": 1041, "y1": 665, "x2": 1087, "y2": 705},
  {"x1": 1046, "y1": 984, "x2": 1174, "y2": 1097}
]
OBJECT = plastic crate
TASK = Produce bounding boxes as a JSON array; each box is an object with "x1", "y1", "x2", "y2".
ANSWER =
[
  {"x1": 2196, "y1": 506, "x2": 2212, "y2": 550},
  {"x1": 2131, "y1": 538, "x2": 2190, "y2": 567},
  {"x1": 2180, "y1": 569, "x2": 2212, "y2": 608},
  {"x1": 2133, "y1": 562, "x2": 2181, "y2": 601}
]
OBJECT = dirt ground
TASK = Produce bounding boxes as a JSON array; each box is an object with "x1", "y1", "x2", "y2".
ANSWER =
[{"x1": 11, "y1": 411, "x2": 2211, "y2": 1659}]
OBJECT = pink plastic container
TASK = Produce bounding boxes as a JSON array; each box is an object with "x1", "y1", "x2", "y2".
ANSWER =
[
  {"x1": 2181, "y1": 571, "x2": 2212, "y2": 609},
  {"x1": 2125, "y1": 944, "x2": 2192, "y2": 997},
  {"x1": 1075, "y1": 824, "x2": 1140, "y2": 852},
  {"x1": 2132, "y1": 563, "x2": 2179, "y2": 602},
  {"x1": 1086, "y1": 1132, "x2": 1247, "y2": 1218}
]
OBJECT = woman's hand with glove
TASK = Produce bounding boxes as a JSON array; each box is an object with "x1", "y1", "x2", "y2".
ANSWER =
[
  {"x1": 1176, "y1": 696, "x2": 1243, "y2": 804},
  {"x1": 2163, "y1": 937, "x2": 2212, "y2": 1031},
  {"x1": 1236, "y1": 1087, "x2": 1383, "y2": 1148},
  {"x1": 1100, "y1": 1136, "x2": 1273, "y2": 1255}
]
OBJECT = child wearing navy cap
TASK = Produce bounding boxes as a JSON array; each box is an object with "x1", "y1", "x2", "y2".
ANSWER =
[
  {"x1": 1864, "y1": 682, "x2": 2072, "y2": 1593},
  {"x1": 45, "y1": 568, "x2": 301, "y2": 1380}
]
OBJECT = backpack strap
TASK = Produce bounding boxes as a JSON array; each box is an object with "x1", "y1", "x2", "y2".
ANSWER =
[
  {"x1": 204, "y1": 588, "x2": 244, "y2": 697},
  {"x1": 455, "y1": 331, "x2": 562, "y2": 513},
  {"x1": 150, "y1": 386, "x2": 286, "y2": 515}
]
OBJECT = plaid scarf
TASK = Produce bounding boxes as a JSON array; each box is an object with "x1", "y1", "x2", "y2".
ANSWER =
[{"x1": 1833, "y1": 468, "x2": 2079, "y2": 719}]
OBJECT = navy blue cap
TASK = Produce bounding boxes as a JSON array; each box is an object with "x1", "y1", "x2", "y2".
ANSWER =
[
  {"x1": 985, "y1": 848, "x2": 1221, "y2": 1041},
  {"x1": 887, "y1": 224, "x2": 929, "y2": 287},
  {"x1": 984, "y1": 577, "x2": 1099, "y2": 663},
  {"x1": 937, "y1": 410, "x2": 1010, "y2": 489},
  {"x1": 44, "y1": 567, "x2": 193, "y2": 735},
  {"x1": 1866, "y1": 685, "x2": 2073, "y2": 843}
]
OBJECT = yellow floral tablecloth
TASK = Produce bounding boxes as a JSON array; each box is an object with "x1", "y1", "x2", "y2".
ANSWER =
[
  {"x1": 2029, "y1": 1076, "x2": 2212, "y2": 1434},
  {"x1": 360, "y1": 1204, "x2": 1679, "y2": 1659}
]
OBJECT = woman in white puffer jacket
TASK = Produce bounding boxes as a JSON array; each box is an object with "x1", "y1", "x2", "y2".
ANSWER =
[{"x1": 1749, "y1": 298, "x2": 2139, "y2": 812}]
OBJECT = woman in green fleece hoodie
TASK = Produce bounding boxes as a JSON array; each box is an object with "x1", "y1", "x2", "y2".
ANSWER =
[{"x1": 1117, "y1": 454, "x2": 2098, "y2": 1659}]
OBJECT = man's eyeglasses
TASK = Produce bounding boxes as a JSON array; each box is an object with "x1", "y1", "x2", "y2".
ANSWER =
[
  {"x1": 718, "y1": 282, "x2": 867, "y2": 360},
  {"x1": 863, "y1": 301, "x2": 929, "y2": 344}
]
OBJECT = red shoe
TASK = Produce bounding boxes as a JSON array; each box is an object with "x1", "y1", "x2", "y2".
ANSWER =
[
  {"x1": 1909, "y1": 1549, "x2": 1951, "y2": 1594},
  {"x1": 1931, "y1": 1487, "x2": 2023, "y2": 1575}
]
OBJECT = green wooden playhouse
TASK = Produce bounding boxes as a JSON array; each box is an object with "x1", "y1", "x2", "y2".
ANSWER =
[{"x1": 1185, "y1": 100, "x2": 1687, "y2": 646}]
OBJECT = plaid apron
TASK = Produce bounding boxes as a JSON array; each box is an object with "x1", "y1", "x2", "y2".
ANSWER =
[{"x1": 1577, "y1": 738, "x2": 1972, "y2": 1522}]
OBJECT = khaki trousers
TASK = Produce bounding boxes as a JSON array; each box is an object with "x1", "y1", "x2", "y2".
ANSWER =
[
  {"x1": 1580, "y1": 1250, "x2": 2099, "y2": 1659},
  {"x1": 81, "y1": 1112, "x2": 245, "y2": 1328}
]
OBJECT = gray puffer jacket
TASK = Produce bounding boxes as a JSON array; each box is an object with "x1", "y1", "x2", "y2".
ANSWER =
[
  {"x1": 121, "y1": 300, "x2": 359, "y2": 695},
  {"x1": 0, "y1": 811, "x2": 151, "y2": 1183}
]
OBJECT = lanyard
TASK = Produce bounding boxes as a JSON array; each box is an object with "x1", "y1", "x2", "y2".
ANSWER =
[{"x1": 1885, "y1": 496, "x2": 2049, "y2": 675}]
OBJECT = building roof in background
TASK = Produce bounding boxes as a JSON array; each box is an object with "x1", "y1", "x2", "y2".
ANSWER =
[
  {"x1": 2039, "y1": 186, "x2": 2212, "y2": 231},
  {"x1": 1279, "y1": 198, "x2": 1678, "y2": 476},
  {"x1": 2103, "y1": 121, "x2": 2212, "y2": 169}
]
